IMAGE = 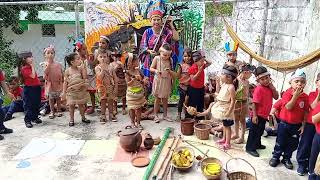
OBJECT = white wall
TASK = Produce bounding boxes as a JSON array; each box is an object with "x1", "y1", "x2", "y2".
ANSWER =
[
  {"x1": 4, "y1": 24, "x2": 77, "y2": 76},
  {"x1": 232, "y1": 0, "x2": 320, "y2": 93}
]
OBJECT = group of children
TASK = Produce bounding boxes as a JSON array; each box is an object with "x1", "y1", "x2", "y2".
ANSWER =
[{"x1": 0, "y1": 36, "x2": 319, "y2": 178}]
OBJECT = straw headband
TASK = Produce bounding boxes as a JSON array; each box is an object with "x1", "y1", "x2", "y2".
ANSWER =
[
  {"x1": 221, "y1": 69, "x2": 237, "y2": 78},
  {"x1": 44, "y1": 45, "x2": 55, "y2": 54},
  {"x1": 100, "y1": 35, "x2": 110, "y2": 42},
  {"x1": 256, "y1": 71, "x2": 270, "y2": 79}
]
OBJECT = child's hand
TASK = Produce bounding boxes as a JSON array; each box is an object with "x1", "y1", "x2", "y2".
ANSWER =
[
  {"x1": 269, "y1": 83, "x2": 276, "y2": 90},
  {"x1": 252, "y1": 115, "x2": 258, "y2": 124},
  {"x1": 7, "y1": 92, "x2": 16, "y2": 101},
  {"x1": 298, "y1": 125, "x2": 304, "y2": 135},
  {"x1": 293, "y1": 87, "x2": 303, "y2": 97}
]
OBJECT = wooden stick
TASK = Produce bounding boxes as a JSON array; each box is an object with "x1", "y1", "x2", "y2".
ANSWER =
[
  {"x1": 157, "y1": 136, "x2": 181, "y2": 180},
  {"x1": 152, "y1": 137, "x2": 176, "y2": 179}
]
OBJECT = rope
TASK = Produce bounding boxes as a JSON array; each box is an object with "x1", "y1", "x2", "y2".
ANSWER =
[{"x1": 210, "y1": 0, "x2": 320, "y2": 72}]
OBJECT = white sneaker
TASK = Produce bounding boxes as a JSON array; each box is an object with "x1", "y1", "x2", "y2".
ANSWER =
[{"x1": 40, "y1": 109, "x2": 46, "y2": 116}]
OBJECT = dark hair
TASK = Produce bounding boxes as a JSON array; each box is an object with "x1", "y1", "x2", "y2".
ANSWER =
[
  {"x1": 17, "y1": 51, "x2": 33, "y2": 83},
  {"x1": 183, "y1": 47, "x2": 194, "y2": 65},
  {"x1": 240, "y1": 63, "x2": 255, "y2": 73},
  {"x1": 8, "y1": 76, "x2": 19, "y2": 84},
  {"x1": 254, "y1": 66, "x2": 268, "y2": 77},
  {"x1": 38, "y1": 76, "x2": 45, "y2": 83},
  {"x1": 65, "y1": 53, "x2": 78, "y2": 66},
  {"x1": 222, "y1": 64, "x2": 239, "y2": 90},
  {"x1": 192, "y1": 50, "x2": 205, "y2": 62},
  {"x1": 161, "y1": 43, "x2": 172, "y2": 51}
]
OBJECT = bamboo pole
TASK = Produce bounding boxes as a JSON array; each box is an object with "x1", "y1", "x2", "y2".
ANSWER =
[
  {"x1": 152, "y1": 137, "x2": 176, "y2": 179},
  {"x1": 157, "y1": 136, "x2": 181, "y2": 180},
  {"x1": 142, "y1": 128, "x2": 172, "y2": 180}
]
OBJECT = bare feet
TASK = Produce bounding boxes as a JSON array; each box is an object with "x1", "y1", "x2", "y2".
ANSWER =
[{"x1": 234, "y1": 138, "x2": 244, "y2": 144}]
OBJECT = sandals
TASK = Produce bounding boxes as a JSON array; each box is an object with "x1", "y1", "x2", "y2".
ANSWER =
[
  {"x1": 234, "y1": 138, "x2": 244, "y2": 144},
  {"x1": 86, "y1": 107, "x2": 95, "y2": 114},
  {"x1": 154, "y1": 116, "x2": 160, "y2": 123},
  {"x1": 56, "y1": 112, "x2": 63, "y2": 117},
  {"x1": 49, "y1": 113, "x2": 55, "y2": 119},
  {"x1": 82, "y1": 118, "x2": 91, "y2": 124},
  {"x1": 69, "y1": 121, "x2": 75, "y2": 127},
  {"x1": 216, "y1": 139, "x2": 225, "y2": 145},
  {"x1": 111, "y1": 115, "x2": 118, "y2": 122},
  {"x1": 222, "y1": 143, "x2": 231, "y2": 150},
  {"x1": 137, "y1": 124, "x2": 144, "y2": 130},
  {"x1": 100, "y1": 115, "x2": 107, "y2": 124},
  {"x1": 163, "y1": 117, "x2": 173, "y2": 122}
]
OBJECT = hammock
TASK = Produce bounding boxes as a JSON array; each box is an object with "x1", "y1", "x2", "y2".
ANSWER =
[{"x1": 222, "y1": 18, "x2": 320, "y2": 72}]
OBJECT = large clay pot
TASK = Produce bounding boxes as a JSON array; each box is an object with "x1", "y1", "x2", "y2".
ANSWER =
[
  {"x1": 143, "y1": 133, "x2": 154, "y2": 150},
  {"x1": 117, "y1": 126, "x2": 142, "y2": 152}
]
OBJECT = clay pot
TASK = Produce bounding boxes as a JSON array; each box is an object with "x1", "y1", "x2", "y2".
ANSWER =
[
  {"x1": 143, "y1": 133, "x2": 154, "y2": 150},
  {"x1": 117, "y1": 126, "x2": 142, "y2": 152}
]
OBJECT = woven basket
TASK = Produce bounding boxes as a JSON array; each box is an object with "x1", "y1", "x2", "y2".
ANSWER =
[
  {"x1": 226, "y1": 158, "x2": 256, "y2": 180},
  {"x1": 200, "y1": 157, "x2": 223, "y2": 180},
  {"x1": 171, "y1": 146, "x2": 195, "y2": 172},
  {"x1": 194, "y1": 123, "x2": 211, "y2": 140}
]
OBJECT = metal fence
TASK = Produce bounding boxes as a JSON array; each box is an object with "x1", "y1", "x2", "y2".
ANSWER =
[{"x1": 0, "y1": 0, "x2": 84, "y2": 75}]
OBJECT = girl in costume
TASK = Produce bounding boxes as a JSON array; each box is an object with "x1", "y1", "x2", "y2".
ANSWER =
[
  {"x1": 125, "y1": 53, "x2": 147, "y2": 130},
  {"x1": 18, "y1": 51, "x2": 42, "y2": 128},
  {"x1": 197, "y1": 64, "x2": 238, "y2": 150},
  {"x1": 62, "y1": 53, "x2": 90, "y2": 126},
  {"x1": 150, "y1": 43, "x2": 176, "y2": 123},
  {"x1": 95, "y1": 49, "x2": 118, "y2": 123},
  {"x1": 75, "y1": 40, "x2": 97, "y2": 114},
  {"x1": 204, "y1": 72, "x2": 218, "y2": 111},
  {"x1": 110, "y1": 50, "x2": 127, "y2": 116},
  {"x1": 231, "y1": 63, "x2": 253, "y2": 144},
  {"x1": 43, "y1": 45, "x2": 64, "y2": 119},
  {"x1": 176, "y1": 48, "x2": 193, "y2": 121}
]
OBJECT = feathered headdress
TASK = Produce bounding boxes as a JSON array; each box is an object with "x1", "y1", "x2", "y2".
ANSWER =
[
  {"x1": 147, "y1": 0, "x2": 165, "y2": 18},
  {"x1": 73, "y1": 37, "x2": 85, "y2": 51},
  {"x1": 225, "y1": 40, "x2": 239, "y2": 54}
]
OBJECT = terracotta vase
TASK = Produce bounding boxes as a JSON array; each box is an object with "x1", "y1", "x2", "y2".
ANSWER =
[
  {"x1": 143, "y1": 133, "x2": 154, "y2": 150},
  {"x1": 117, "y1": 126, "x2": 142, "y2": 152}
]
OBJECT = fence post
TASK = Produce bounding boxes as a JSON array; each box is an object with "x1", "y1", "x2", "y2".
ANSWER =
[{"x1": 75, "y1": 0, "x2": 80, "y2": 39}]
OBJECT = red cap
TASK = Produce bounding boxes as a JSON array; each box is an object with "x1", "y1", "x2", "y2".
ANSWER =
[{"x1": 149, "y1": 10, "x2": 163, "y2": 18}]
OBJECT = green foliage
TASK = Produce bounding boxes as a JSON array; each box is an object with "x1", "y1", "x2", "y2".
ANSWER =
[
  {"x1": 205, "y1": 2, "x2": 233, "y2": 18},
  {"x1": 0, "y1": 2, "x2": 40, "y2": 77}
]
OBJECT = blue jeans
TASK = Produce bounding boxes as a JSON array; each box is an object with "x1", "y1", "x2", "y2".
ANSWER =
[
  {"x1": 23, "y1": 86, "x2": 41, "y2": 123},
  {"x1": 5, "y1": 100, "x2": 24, "y2": 116},
  {"x1": 0, "y1": 98, "x2": 6, "y2": 129},
  {"x1": 297, "y1": 123, "x2": 316, "y2": 170},
  {"x1": 272, "y1": 121, "x2": 301, "y2": 160},
  {"x1": 309, "y1": 133, "x2": 320, "y2": 180},
  {"x1": 246, "y1": 116, "x2": 266, "y2": 151}
]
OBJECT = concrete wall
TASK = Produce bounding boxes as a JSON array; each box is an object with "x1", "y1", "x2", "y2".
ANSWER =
[
  {"x1": 4, "y1": 24, "x2": 76, "y2": 76},
  {"x1": 233, "y1": 0, "x2": 320, "y2": 92}
]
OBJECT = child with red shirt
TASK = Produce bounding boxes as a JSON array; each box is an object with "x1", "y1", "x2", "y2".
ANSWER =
[
  {"x1": 4, "y1": 76, "x2": 24, "y2": 121},
  {"x1": 309, "y1": 104, "x2": 320, "y2": 180},
  {"x1": 269, "y1": 69, "x2": 309, "y2": 170},
  {"x1": 0, "y1": 70, "x2": 14, "y2": 140},
  {"x1": 18, "y1": 51, "x2": 42, "y2": 128},
  {"x1": 296, "y1": 73, "x2": 320, "y2": 176},
  {"x1": 186, "y1": 50, "x2": 211, "y2": 120},
  {"x1": 246, "y1": 66, "x2": 279, "y2": 157}
]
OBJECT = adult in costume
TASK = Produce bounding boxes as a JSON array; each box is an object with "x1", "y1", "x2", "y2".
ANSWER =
[{"x1": 139, "y1": 10, "x2": 179, "y2": 94}]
